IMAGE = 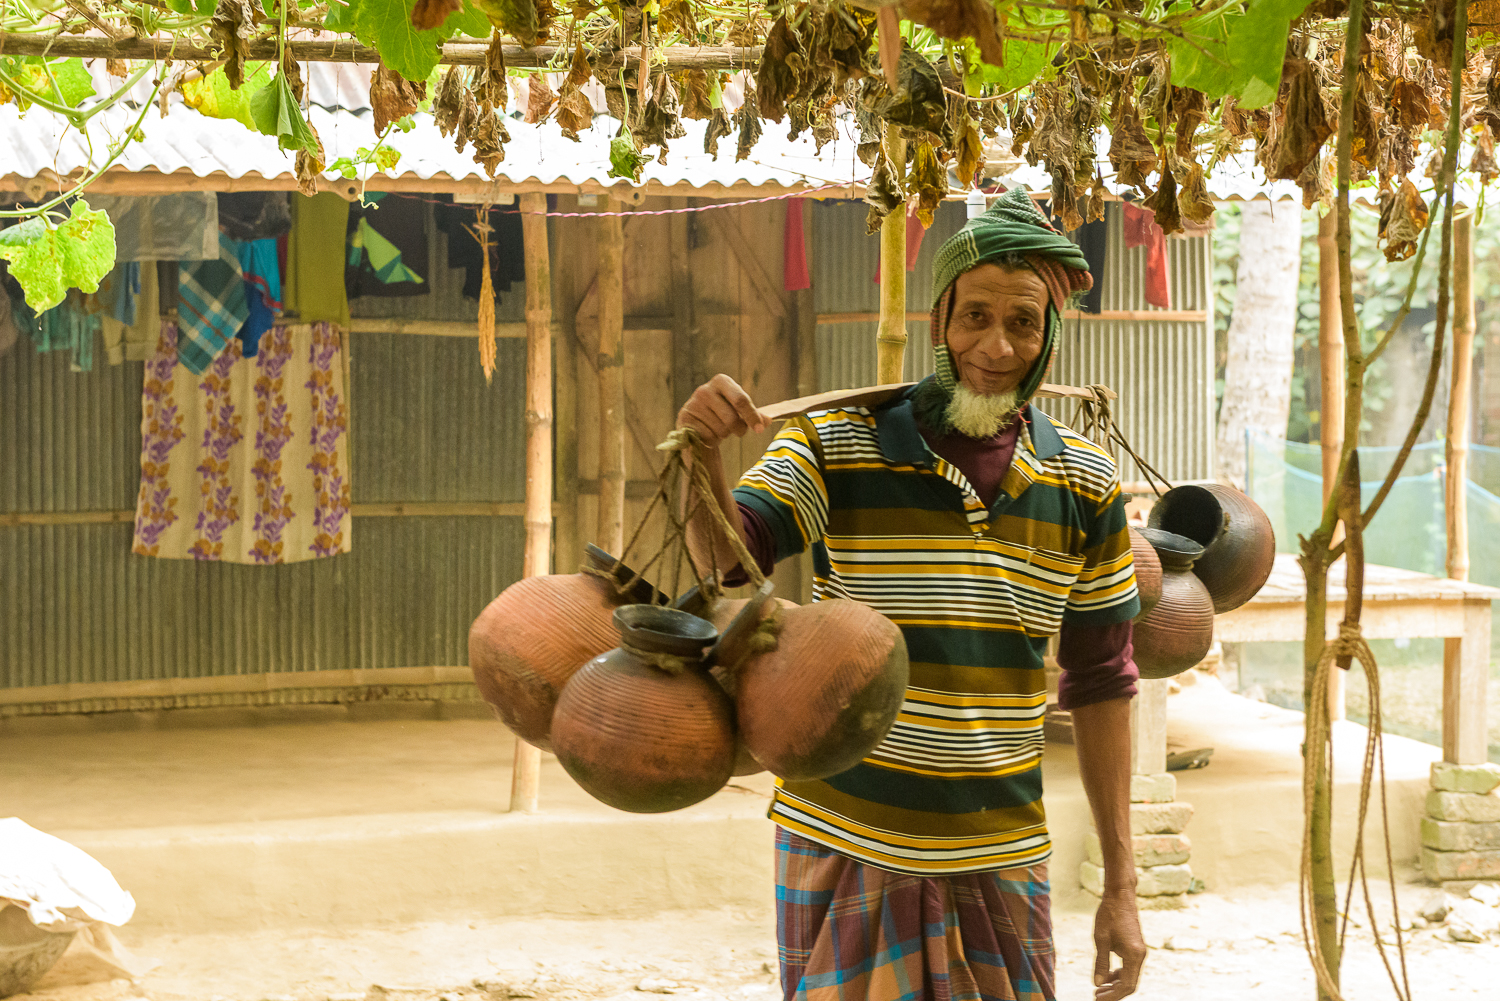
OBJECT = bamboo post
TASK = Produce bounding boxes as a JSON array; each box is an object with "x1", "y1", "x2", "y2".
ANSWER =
[
  {"x1": 876, "y1": 131, "x2": 908, "y2": 385},
  {"x1": 1317, "y1": 209, "x2": 1347, "y2": 721},
  {"x1": 1448, "y1": 210, "x2": 1475, "y2": 582},
  {"x1": 597, "y1": 198, "x2": 627, "y2": 556},
  {"x1": 506, "y1": 192, "x2": 553, "y2": 816}
]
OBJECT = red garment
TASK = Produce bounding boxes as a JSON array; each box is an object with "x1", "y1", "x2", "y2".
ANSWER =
[
  {"x1": 737, "y1": 410, "x2": 1138, "y2": 710},
  {"x1": 783, "y1": 199, "x2": 810, "y2": 292},
  {"x1": 1122, "y1": 202, "x2": 1170, "y2": 309}
]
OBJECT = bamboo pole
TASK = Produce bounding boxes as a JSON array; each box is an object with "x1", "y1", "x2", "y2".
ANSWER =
[
  {"x1": 1317, "y1": 209, "x2": 1347, "y2": 722},
  {"x1": 876, "y1": 132, "x2": 908, "y2": 385},
  {"x1": 597, "y1": 199, "x2": 627, "y2": 557},
  {"x1": 507, "y1": 192, "x2": 554, "y2": 816},
  {"x1": 1448, "y1": 210, "x2": 1475, "y2": 582}
]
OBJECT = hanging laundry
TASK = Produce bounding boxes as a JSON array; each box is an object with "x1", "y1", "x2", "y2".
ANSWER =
[
  {"x1": 217, "y1": 192, "x2": 293, "y2": 242},
  {"x1": 177, "y1": 234, "x2": 250, "y2": 375},
  {"x1": 346, "y1": 193, "x2": 429, "y2": 299},
  {"x1": 0, "y1": 274, "x2": 17, "y2": 360},
  {"x1": 784, "y1": 199, "x2": 810, "y2": 292},
  {"x1": 95, "y1": 262, "x2": 140, "y2": 326},
  {"x1": 284, "y1": 193, "x2": 351, "y2": 329},
  {"x1": 156, "y1": 260, "x2": 179, "y2": 318},
  {"x1": 1074, "y1": 215, "x2": 1107, "y2": 315},
  {"x1": 233, "y1": 238, "x2": 283, "y2": 357},
  {"x1": 101, "y1": 264, "x2": 161, "y2": 365},
  {"x1": 132, "y1": 321, "x2": 352, "y2": 564},
  {"x1": 434, "y1": 196, "x2": 524, "y2": 300},
  {"x1": 1121, "y1": 201, "x2": 1170, "y2": 310},
  {"x1": 23, "y1": 291, "x2": 98, "y2": 372},
  {"x1": 86, "y1": 194, "x2": 219, "y2": 261}
]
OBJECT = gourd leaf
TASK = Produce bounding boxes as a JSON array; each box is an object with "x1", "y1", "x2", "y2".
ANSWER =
[
  {"x1": 1168, "y1": 0, "x2": 1315, "y2": 110},
  {"x1": 50, "y1": 59, "x2": 96, "y2": 106},
  {"x1": 0, "y1": 201, "x2": 117, "y2": 313},
  {"x1": 324, "y1": 0, "x2": 358, "y2": 31},
  {"x1": 248, "y1": 73, "x2": 322, "y2": 154},
  {"x1": 354, "y1": 0, "x2": 485, "y2": 81},
  {"x1": 180, "y1": 62, "x2": 273, "y2": 129}
]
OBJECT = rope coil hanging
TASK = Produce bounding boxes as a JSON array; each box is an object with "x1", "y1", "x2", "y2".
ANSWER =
[{"x1": 1069, "y1": 383, "x2": 1175, "y2": 496}]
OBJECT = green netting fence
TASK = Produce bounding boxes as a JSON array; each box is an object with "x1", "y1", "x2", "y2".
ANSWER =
[{"x1": 1242, "y1": 431, "x2": 1500, "y2": 761}]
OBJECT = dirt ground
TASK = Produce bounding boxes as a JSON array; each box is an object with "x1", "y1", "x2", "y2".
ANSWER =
[{"x1": 15, "y1": 881, "x2": 1499, "y2": 1001}]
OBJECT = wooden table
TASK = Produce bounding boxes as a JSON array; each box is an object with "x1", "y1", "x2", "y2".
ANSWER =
[{"x1": 1212, "y1": 553, "x2": 1498, "y2": 764}]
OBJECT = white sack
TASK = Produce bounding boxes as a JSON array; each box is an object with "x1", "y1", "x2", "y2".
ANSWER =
[{"x1": 0, "y1": 820, "x2": 135, "y2": 932}]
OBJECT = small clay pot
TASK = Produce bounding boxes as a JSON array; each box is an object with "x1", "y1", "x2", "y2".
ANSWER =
[
  {"x1": 1148, "y1": 484, "x2": 1275, "y2": 614},
  {"x1": 551, "y1": 605, "x2": 737, "y2": 813},
  {"x1": 1128, "y1": 526, "x2": 1163, "y2": 621},
  {"x1": 468, "y1": 547, "x2": 665, "y2": 750},
  {"x1": 1132, "y1": 529, "x2": 1216, "y2": 680},
  {"x1": 713, "y1": 597, "x2": 909, "y2": 782}
]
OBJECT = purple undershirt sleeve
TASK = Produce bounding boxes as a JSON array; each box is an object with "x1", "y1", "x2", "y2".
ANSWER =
[
  {"x1": 720, "y1": 503, "x2": 779, "y2": 587},
  {"x1": 1055, "y1": 619, "x2": 1139, "y2": 711}
]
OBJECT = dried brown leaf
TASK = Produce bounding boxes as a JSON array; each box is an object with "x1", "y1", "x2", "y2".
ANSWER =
[
  {"x1": 1109, "y1": 103, "x2": 1157, "y2": 188},
  {"x1": 661, "y1": 0, "x2": 697, "y2": 41},
  {"x1": 471, "y1": 108, "x2": 509, "y2": 178},
  {"x1": 1471, "y1": 128, "x2": 1498, "y2": 185},
  {"x1": 726, "y1": 17, "x2": 764, "y2": 46},
  {"x1": 1266, "y1": 58, "x2": 1332, "y2": 181},
  {"x1": 1142, "y1": 158, "x2": 1182, "y2": 236},
  {"x1": 556, "y1": 87, "x2": 594, "y2": 139},
  {"x1": 736, "y1": 87, "x2": 763, "y2": 162},
  {"x1": 756, "y1": 15, "x2": 805, "y2": 124},
  {"x1": 372, "y1": 63, "x2": 425, "y2": 135},
  {"x1": 434, "y1": 64, "x2": 467, "y2": 139},
  {"x1": 526, "y1": 74, "x2": 558, "y2": 124},
  {"x1": 295, "y1": 124, "x2": 324, "y2": 197},
  {"x1": 281, "y1": 53, "x2": 305, "y2": 103},
  {"x1": 863, "y1": 151, "x2": 903, "y2": 234},
  {"x1": 955, "y1": 117, "x2": 982, "y2": 190},
  {"x1": 1088, "y1": 172, "x2": 1106, "y2": 224},
  {"x1": 475, "y1": 34, "x2": 508, "y2": 108},
  {"x1": 411, "y1": 0, "x2": 462, "y2": 31},
  {"x1": 859, "y1": 46, "x2": 947, "y2": 137},
  {"x1": 680, "y1": 70, "x2": 714, "y2": 120},
  {"x1": 911, "y1": 139, "x2": 946, "y2": 227},
  {"x1": 106, "y1": 59, "x2": 128, "y2": 78},
  {"x1": 209, "y1": 0, "x2": 258, "y2": 90},
  {"x1": 638, "y1": 72, "x2": 687, "y2": 157},
  {"x1": 1171, "y1": 87, "x2": 1207, "y2": 159},
  {"x1": 1174, "y1": 160, "x2": 1215, "y2": 224},
  {"x1": 1388, "y1": 77, "x2": 1432, "y2": 128},
  {"x1": 704, "y1": 106, "x2": 732, "y2": 159},
  {"x1": 899, "y1": 0, "x2": 1003, "y2": 68},
  {"x1": 1378, "y1": 177, "x2": 1429, "y2": 261}
]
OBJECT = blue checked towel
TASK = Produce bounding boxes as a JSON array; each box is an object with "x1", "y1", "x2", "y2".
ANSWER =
[{"x1": 177, "y1": 233, "x2": 249, "y2": 374}]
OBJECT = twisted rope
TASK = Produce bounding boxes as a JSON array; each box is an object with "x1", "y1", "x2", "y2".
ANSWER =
[
  {"x1": 1070, "y1": 384, "x2": 1174, "y2": 496},
  {"x1": 1299, "y1": 622, "x2": 1413, "y2": 1001}
]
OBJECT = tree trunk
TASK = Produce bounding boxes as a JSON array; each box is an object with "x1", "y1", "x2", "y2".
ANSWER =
[{"x1": 1216, "y1": 202, "x2": 1305, "y2": 486}]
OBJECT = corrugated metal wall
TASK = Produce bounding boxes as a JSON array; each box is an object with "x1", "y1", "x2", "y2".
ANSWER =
[
  {"x1": 811, "y1": 200, "x2": 1215, "y2": 483},
  {"x1": 0, "y1": 200, "x2": 527, "y2": 691}
]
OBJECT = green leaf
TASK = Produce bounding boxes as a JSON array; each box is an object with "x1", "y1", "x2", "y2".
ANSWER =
[
  {"x1": 180, "y1": 62, "x2": 273, "y2": 129},
  {"x1": 608, "y1": 136, "x2": 648, "y2": 182},
  {"x1": 354, "y1": 0, "x2": 453, "y2": 81},
  {"x1": 324, "y1": 0, "x2": 357, "y2": 32},
  {"x1": 248, "y1": 73, "x2": 323, "y2": 154},
  {"x1": 165, "y1": 0, "x2": 216, "y2": 12},
  {"x1": 962, "y1": 35, "x2": 1059, "y2": 93},
  {"x1": 0, "y1": 201, "x2": 116, "y2": 313},
  {"x1": 448, "y1": 0, "x2": 491, "y2": 38},
  {"x1": 1168, "y1": 0, "x2": 1315, "y2": 110},
  {"x1": 50, "y1": 59, "x2": 95, "y2": 106}
]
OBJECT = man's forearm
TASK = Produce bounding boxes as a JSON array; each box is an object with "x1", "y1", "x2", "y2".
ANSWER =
[{"x1": 1071, "y1": 696, "x2": 1137, "y2": 892}]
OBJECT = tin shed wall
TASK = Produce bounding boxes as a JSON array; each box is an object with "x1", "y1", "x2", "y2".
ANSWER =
[{"x1": 0, "y1": 251, "x2": 527, "y2": 691}]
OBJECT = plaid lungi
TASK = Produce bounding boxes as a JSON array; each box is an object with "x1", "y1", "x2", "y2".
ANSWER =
[{"x1": 775, "y1": 827, "x2": 1055, "y2": 1001}]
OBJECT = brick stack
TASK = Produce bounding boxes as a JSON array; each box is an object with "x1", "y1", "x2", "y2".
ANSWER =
[
  {"x1": 1421, "y1": 762, "x2": 1500, "y2": 894},
  {"x1": 1080, "y1": 773, "x2": 1196, "y2": 909}
]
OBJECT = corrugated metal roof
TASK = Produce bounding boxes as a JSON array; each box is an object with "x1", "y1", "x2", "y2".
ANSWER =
[{"x1": 0, "y1": 73, "x2": 874, "y2": 191}]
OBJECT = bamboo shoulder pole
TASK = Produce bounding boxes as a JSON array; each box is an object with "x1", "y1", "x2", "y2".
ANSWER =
[
  {"x1": 597, "y1": 199, "x2": 627, "y2": 556},
  {"x1": 876, "y1": 133, "x2": 909, "y2": 385},
  {"x1": 509, "y1": 192, "x2": 554, "y2": 815},
  {"x1": 1316, "y1": 209, "x2": 1347, "y2": 721},
  {"x1": 1448, "y1": 211, "x2": 1476, "y2": 581}
]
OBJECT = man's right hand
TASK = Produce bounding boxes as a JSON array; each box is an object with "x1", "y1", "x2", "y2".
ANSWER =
[{"x1": 676, "y1": 374, "x2": 771, "y2": 450}]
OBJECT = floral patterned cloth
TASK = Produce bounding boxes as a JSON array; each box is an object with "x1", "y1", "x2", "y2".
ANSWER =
[{"x1": 133, "y1": 321, "x2": 352, "y2": 564}]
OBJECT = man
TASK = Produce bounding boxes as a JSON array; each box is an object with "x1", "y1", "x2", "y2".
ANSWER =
[{"x1": 677, "y1": 188, "x2": 1145, "y2": 1001}]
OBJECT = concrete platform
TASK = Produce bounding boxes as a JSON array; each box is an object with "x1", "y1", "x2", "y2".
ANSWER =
[{"x1": 0, "y1": 676, "x2": 1442, "y2": 934}]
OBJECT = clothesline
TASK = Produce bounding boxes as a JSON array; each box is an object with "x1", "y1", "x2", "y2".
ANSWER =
[{"x1": 388, "y1": 182, "x2": 856, "y2": 217}]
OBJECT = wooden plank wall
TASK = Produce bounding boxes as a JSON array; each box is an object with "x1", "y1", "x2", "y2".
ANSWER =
[{"x1": 551, "y1": 194, "x2": 808, "y2": 604}]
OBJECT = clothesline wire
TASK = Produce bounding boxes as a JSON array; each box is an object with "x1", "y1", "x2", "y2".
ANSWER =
[{"x1": 386, "y1": 181, "x2": 856, "y2": 217}]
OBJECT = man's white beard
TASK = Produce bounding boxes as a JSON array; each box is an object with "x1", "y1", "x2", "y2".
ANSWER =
[{"x1": 945, "y1": 384, "x2": 1020, "y2": 439}]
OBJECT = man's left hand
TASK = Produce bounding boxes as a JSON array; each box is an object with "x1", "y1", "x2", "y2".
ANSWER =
[{"x1": 1092, "y1": 888, "x2": 1146, "y2": 999}]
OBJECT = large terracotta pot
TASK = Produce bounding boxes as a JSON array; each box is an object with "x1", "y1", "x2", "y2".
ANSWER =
[
  {"x1": 468, "y1": 546, "x2": 664, "y2": 750},
  {"x1": 1147, "y1": 484, "x2": 1275, "y2": 613},
  {"x1": 1132, "y1": 529, "x2": 1216, "y2": 680},
  {"x1": 1128, "y1": 526, "x2": 1163, "y2": 621},
  {"x1": 551, "y1": 605, "x2": 736, "y2": 813},
  {"x1": 712, "y1": 596, "x2": 909, "y2": 782}
]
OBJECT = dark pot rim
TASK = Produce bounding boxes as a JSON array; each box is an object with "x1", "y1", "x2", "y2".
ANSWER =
[
  {"x1": 1148, "y1": 484, "x2": 1226, "y2": 550},
  {"x1": 1137, "y1": 527, "x2": 1205, "y2": 571},
  {"x1": 613, "y1": 604, "x2": 718, "y2": 656}
]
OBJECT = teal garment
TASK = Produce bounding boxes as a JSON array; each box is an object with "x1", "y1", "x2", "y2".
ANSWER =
[{"x1": 19, "y1": 292, "x2": 97, "y2": 372}]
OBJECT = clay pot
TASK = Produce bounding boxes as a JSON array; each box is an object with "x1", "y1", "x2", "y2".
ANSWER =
[
  {"x1": 551, "y1": 605, "x2": 737, "y2": 813},
  {"x1": 1147, "y1": 484, "x2": 1275, "y2": 613},
  {"x1": 712, "y1": 596, "x2": 910, "y2": 782},
  {"x1": 1128, "y1": 526, "x2": 1163, "y2": 621},
  {"x1": 468, "y1": 546, "x2": 665, "y2": 750},
  {"x1": 1131, "y1": 529, "x2": 1216, "y2": 680}
]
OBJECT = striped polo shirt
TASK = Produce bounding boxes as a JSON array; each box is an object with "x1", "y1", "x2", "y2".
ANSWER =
[{"x1": 732, "y1": 384, "x2": 1139, "y2": 875}]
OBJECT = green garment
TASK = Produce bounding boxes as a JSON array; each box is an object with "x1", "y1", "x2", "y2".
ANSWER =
[
  {"x1": 927, "y1": 187, "x2": 1093, "y2": 403},
  {"x1": 285, "y1": 193, "x2": 352, "y2": 329}
]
